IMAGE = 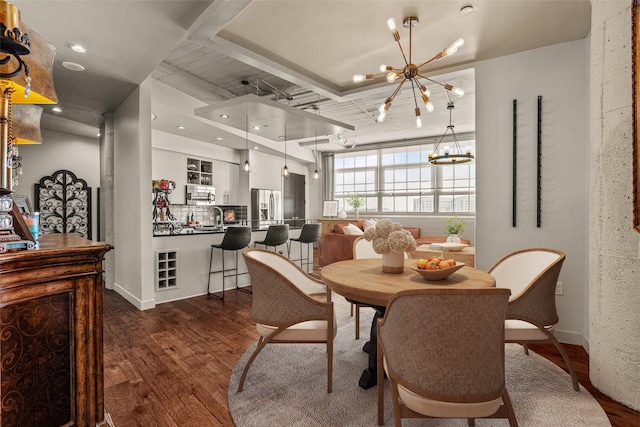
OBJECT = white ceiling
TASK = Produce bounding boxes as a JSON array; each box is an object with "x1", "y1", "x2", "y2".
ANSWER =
[{"x1": 10, "y1": 0, "x2": 591, "y2": 161}]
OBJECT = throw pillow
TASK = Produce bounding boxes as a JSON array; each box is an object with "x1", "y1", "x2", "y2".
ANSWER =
[
  {"x1": 364, "y1": 218, "x2": 377, "y2": 231},
  {"x1": 333, "y1": 223, "x2": 349, "y2": 234},
  {"x1": 343, "y1": 223, "x2": 364, "y2": 235}
]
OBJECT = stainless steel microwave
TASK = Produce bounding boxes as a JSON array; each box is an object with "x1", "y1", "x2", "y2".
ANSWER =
[{"x1": 185, "y1": 184, "x2": 216, "y2": 205}]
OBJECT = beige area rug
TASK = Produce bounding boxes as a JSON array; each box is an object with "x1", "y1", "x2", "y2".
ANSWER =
[{"x1": 228, "y1": 303, "x2": 610, "y2": 426}]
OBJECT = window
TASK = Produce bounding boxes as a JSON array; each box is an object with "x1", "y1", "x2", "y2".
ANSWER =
[{"x1": 334, "y1": 142, "x2": 475, "y2": 215}]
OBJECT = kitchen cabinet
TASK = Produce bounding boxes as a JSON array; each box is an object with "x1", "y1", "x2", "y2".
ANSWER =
[
  {"x1": 187, "y1": 157, "x2": 213, "y2": 186},
  {"x1": 213, "y1": 160, "x2": 239, "y2": 205}
]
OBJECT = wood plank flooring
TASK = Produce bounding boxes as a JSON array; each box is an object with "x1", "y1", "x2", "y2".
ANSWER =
[{"x1": 103, "y1": 264, "x2": 640, "y2": 426}]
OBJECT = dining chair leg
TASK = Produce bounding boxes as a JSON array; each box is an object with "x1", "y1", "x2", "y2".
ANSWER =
[{"x1": 355, "y1": 304, "x2": 360, "y2": 339}]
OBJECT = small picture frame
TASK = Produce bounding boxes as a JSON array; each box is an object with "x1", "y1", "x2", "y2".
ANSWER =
[
  {"x1": 11, "y1": 194, "x2": 32, "y2": 213},
  {"x1": 323, "y1": 200, "x2": 339, "y2": 217}
]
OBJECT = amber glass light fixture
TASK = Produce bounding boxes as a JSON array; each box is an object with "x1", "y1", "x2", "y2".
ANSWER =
[
  {"x1": 428, "y1": 102, "x2": 474, "y2": 165},
  {"x1": 353, "y1": 16, "x2": 464, "y2": 128}
]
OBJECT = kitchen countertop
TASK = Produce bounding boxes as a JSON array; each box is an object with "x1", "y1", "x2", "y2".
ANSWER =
[{"x1": 153, "y1": 224, "x2": 304, "y2": 237}]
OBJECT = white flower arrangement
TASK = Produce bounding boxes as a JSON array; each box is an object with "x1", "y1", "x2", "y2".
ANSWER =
[{"x1": 363, "y1": 219, "x2": 417, "y2": 254}]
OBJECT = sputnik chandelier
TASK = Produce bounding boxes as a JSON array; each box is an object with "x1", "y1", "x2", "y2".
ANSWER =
[{"x1": 353, "y1": 16, "x2": 465, "y2": 129}]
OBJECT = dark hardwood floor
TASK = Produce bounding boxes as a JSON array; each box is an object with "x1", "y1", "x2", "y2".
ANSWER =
[{"x1": 102, "y1": 255, "x2": 640, "y2": 427}]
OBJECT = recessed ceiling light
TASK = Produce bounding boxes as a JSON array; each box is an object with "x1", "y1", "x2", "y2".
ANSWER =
[
  {"x1": 71, "y1": 44, "x2": 86, "y2": 53},
  {"x1": 216, "y1": 137, "x2": 223, "y2": 140},
  {"x1": 220, "y1": 114, "x2": 229, "y2": 119},
  {"x1": 460, "y1": 5, "x2": 474, "y2": 14},
  {"x1": 253, "y1": 125, "x2": 260, "y2": 130},
  {"x1": 52, "y1": 107, "x2": 62, "y2": 113},
  {"x1": 96, "y1": 133, "x2": 101, "y2": 137},
  {"x1": 177, "y1": 125, "x2": 185, "y2": 130},
  {"x1": 62, "y1": 61, "x2": 85, "y2": 71},
  {"x1": 253, "y1": 146, "x2": 259, "y2": 150}
]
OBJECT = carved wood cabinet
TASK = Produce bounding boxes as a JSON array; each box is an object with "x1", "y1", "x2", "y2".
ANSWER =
[{"x1": 0, "y1": 234, "x2": 113, "y2": 427}]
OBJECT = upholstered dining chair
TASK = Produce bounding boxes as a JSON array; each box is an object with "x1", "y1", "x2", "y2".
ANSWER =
[
  {"x1": 238, "y1": 247, "x2": 336, "y2": 393},
  {"x1": 487, "y1": 248, "x2": 578, "y2": 391},
  {"x1": 377, "y1": 288, "x2": 517, "y2": 427}
]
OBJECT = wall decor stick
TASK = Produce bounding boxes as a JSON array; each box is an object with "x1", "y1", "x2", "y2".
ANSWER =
[
  {"x1": 513, "y1": 99, "x2": 517, "y2": 227},
  {"x1": 537, "y1": 95, "x2": 542, "y2": 227}
]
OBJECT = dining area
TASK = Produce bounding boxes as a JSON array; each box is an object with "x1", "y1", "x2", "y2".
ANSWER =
[{"x1": 224, "y1": 219, "x2": 598, "y2": 426}]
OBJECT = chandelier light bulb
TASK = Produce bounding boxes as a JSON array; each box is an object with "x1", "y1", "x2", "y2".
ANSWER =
[
  {"x1": 379, "y1": 103, "x2": 387, "y2": 113},
  {"x1": 353, "y1": 74, "x2": 366, "y2": 83},
  {"x1": 387, "y1": 18, "x2": 397, "y2": 31},
  {"x1": 452, "y1": 86, "x2": 464, "y2": 97},
  {"x1": 415, "y1": 107, "x2": 422, "y2": 128},
  {"x1": 282, "y1": 165, "x2": 289, "y2": 176},
  {"x1": 243, "y1": 160, "x2": 251, "y2": 172},
  {"x1": 313, "y1": 169, "x2": 319, "y2": 180},
  {"x1": 444, "y1": 38, "x2": 465, "y2": 56},
  {"x1": 420, "y1": 85, "x2": 431, "y2": 96},
  {"x1": 444, "y1": 146, "x2": 450, "y2": 155},
  {"x1": 377, "y1": 111, "x2": 387, "y2": 123},
  {"x1": 379, "y1": 64, "x2": 389, "y2": 72},
  {"x1": 386, "y1": 72, "x2": 398, "y2": 83}
]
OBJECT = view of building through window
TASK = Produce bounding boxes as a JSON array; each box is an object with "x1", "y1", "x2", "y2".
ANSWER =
[{"x1": 334, "y1": 142, "x2": 475, "y2": 215}]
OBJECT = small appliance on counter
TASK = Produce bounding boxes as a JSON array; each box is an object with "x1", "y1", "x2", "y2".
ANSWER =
[{"x1": 185, "y1": 184, "x2": 216, "y2": 206}]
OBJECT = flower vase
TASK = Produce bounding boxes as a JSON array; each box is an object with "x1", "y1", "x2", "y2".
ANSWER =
[
  {"x1": 355, "y1": 209, "x2": 360, "y2": 220},
  {"x1": 382, "y1": 251, "x2": 404, "y2": 274},
  {"x1": 447, "y1": 234, "x2": 461, "y2": 243}
]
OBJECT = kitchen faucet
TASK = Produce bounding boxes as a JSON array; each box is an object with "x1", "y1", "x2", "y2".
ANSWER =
[{"x1": 212, "y1": 206, "x2": 224, "y2": 230}]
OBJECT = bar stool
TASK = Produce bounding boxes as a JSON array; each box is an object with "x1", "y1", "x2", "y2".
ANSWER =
[
  {"x1": 287, "y1": 223, "x2": 321, "y2": 273},
  {"x1": 208, "y1": 226, "x2": 252, "y2": 300},
  {"x1": 253, "y1": 224, "x2": 290, "y2": 253}
]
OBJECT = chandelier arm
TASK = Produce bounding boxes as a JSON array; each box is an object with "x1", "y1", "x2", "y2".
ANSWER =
[
  {"x1": 415, "y1": 52, "x2": 445, "y2": 70},
  {"x1": 418, "y1": 74, "x2": 448, "y2": 89},
  {"x1": 410, "y1": 79, "x2": 420, "y2": 109},
  {"x1": 395, "y1": 38, "x2": 409, "y2": 66},
  {"x1": 387, "y1": 77, "x2": 408, "y2": 104}
]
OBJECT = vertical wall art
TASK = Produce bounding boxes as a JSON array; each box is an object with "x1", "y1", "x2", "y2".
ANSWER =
[
  {"x1": 537, "y1": 96, "x2": 542, "y2": 228},
  {"x1": 513, "y1": 99, "x2": 517, "y2": 227}
]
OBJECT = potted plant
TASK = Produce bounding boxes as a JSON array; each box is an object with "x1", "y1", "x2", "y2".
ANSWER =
[
  {"x1": 363, "y1": 219, "x2": 417, "y2": 273},
  {"x1": 444, "y1": 216, "x2": 466, "y2": 243},
  {"x1": 345, "y1": 193, "x2": 365, "y2": 219}
]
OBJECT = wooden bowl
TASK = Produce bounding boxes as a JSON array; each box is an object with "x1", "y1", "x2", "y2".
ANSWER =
[{"x1": 410, "y1": 261, "x2": 465, "y2": 281}]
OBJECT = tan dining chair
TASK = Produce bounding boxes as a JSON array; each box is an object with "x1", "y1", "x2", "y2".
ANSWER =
[
  {"x1": 377, "y1": 288, "x2": 517, "y2": 427},
  {"x1": 238, "y1": 247, "x2": 336, "y2": 393},
  {"x1": 487, "y1": 247, "x2": 578, "y2": 391}
]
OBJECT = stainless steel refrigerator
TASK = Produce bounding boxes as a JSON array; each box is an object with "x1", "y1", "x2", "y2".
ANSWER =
[{"x1": 251, "y1": 188, "x2": 283, "y2": 229}]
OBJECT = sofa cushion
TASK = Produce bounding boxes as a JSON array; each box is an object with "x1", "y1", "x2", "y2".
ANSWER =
[
  {"x1": 364, "y1": 218, "x2": 377, "y2": 231},
  {"x1": 343, "y1": 223, "x2": 364, "y2": 235},
  {"x1": 332, "y1": 221, "x2": 364, "y2": 234}
]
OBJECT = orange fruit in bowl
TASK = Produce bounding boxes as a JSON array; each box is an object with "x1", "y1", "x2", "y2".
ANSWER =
[{"x1": 416, "y1": 259, "x2": 427, "y2": 269}]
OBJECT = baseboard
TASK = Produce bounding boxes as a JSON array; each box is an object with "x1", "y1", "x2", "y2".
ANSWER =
[
  {"x1": 555, "y1": 329, "x2": 588, "y2": 349},
  {"x1": 112, "y1": 282, "x2": 156, "y2": 310}
]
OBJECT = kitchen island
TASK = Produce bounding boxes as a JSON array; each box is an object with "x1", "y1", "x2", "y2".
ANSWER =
[{"x1": 152, "y1": 223, "x2": 311, "y2": 304}]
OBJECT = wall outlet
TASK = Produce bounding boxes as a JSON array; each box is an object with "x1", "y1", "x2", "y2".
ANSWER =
[{"x1": 555, "y1": 281, "x2": 563, "y2": 295}]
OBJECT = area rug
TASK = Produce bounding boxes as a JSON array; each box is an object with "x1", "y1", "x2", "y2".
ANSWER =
[{"x1": 228, "y1": 305, "x2": 610, "y2": 426}]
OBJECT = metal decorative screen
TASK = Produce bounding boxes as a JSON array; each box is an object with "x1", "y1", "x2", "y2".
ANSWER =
[{"x1": 35, "y1": 170, "x2": 92, "y2": 239}]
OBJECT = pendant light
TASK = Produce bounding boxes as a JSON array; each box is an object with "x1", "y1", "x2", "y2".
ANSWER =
[
  {"x1": 282, "y1": 124, "x2": 289, "y2": 176},
  {"x1": 313, "y1": 107, "x2": 319, "y2": 180},
  {"x1": 243, "y1": 113, "x2": 251, "y2": 172}
]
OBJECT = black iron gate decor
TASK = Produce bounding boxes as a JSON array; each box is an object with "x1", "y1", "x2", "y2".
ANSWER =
[{"x1": 35, "y1": 170, "x2": 92, "y2": 239}]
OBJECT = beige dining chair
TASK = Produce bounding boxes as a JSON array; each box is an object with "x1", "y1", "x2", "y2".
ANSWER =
[
  {"x1": 377, "y1": 288, "x2": 517, "y2": 427},
  {"x1": 487, "y1": 248, "x2": 578, "y2": 391},
  {"x1": 238, "y1": 248, "x2": 336, "y2": 393}
]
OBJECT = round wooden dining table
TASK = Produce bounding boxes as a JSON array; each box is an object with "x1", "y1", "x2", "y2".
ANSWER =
[{"x1": 321, "y1": 258, "x2": 496, "y2": 389}]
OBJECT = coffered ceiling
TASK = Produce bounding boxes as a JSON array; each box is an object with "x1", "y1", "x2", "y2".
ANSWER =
[{"x1": 11, "y1": 0, "x2": 591, "y2": 160}]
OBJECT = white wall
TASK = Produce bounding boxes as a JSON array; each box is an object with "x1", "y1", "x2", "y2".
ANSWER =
[
  {"x1": 113, "y1": 77, "x2": 155, "y2": 310},
  {"x1": 589, "y1": 0, "x2": 640, "y2": 410},
  {"x1": 15, "y1": 129, "x2": 100, "y2": 240},
  {"x1": 475, "y1": 39, "x2": 589, "y2": 346}
]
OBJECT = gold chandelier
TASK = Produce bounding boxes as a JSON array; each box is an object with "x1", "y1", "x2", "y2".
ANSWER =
[{"x1": 353, "y1": 16, "x2": 465, "y2": 128}]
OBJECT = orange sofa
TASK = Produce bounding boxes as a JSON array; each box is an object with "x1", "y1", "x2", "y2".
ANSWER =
[{"x1": 318, "y1": 221, "x2": 423, "y2": 267}]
